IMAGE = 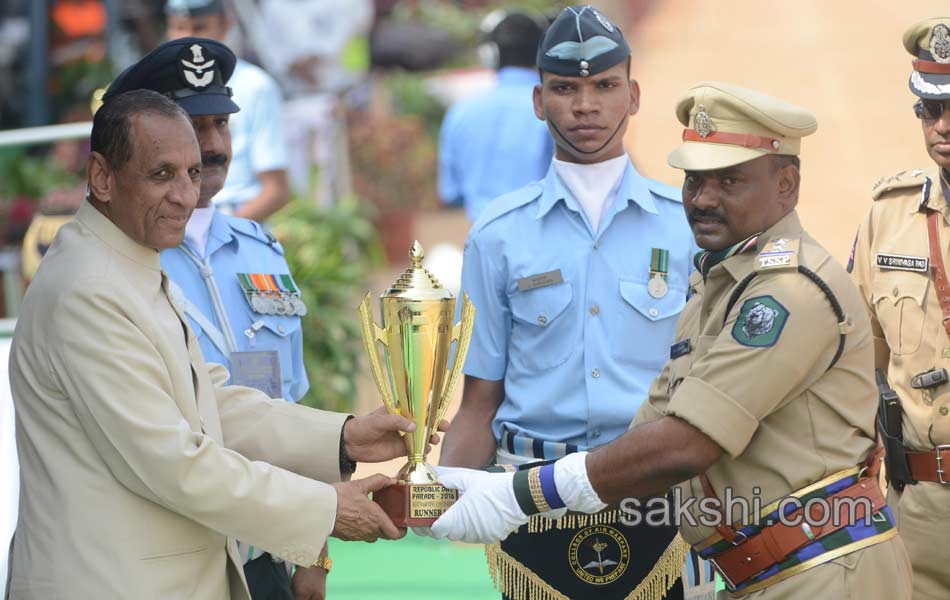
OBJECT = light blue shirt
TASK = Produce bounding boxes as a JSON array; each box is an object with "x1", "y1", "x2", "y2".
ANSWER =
[
  {"x1": 214, "y1": 59, "x2": 288, "y2": 212},
  {"x1": 160, "y1": 211, "x2": 308, "y2": 402},
  {"x1": 438, "y1": 67, "x2": 554, "y2": 222},
  {"x1": 460, "y1": 159, "x2": 697, "y2": 448}
]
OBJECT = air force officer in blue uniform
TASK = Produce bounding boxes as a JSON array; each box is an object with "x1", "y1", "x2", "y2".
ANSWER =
[{"x1": 439, "y1": 6, "x2": 695, "y2": 600}]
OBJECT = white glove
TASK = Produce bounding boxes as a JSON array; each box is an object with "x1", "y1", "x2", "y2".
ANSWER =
[
  {"x1": 422, "y1": 466, "x2": 529, "y2": 544},
  {"x1": 417, "y1": 454, "x2": 606, "y2": 544},
  {"x1": 554, "y1": 452, "x2": 608, "y2": 514}
]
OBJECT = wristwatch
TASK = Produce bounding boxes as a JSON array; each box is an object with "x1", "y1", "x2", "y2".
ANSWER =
[
  {"x1": 339, "y1": 416, "x2": 357, "y2": 475},
  {"x1": 312, "y1": 555, "x2": 333, "y2": 573}
]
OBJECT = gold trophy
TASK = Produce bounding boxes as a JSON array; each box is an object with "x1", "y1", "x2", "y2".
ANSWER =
[{"x1": 358, "y1": 241, "x2": 475, "y2": 526}]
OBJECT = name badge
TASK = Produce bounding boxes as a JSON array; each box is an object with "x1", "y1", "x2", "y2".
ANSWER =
[
  {"x1": 670, "y1": 339, "x2": 692, "y2": 359},
  {"x1": 517, "y1": 269, "x2": 564, "y2": 292},
  {"x1": 875, "y1": 253, "x2": 929, "y2": 273},
  {"x1": 758, "y1": 252, "x2": 793, "y2": 268},
  {"x1": 230, "y1": 351, "x2": 282, "y2": 399}
]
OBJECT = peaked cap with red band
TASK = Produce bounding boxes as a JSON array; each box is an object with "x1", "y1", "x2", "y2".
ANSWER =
[
  {"x1": 667, "y1": 81, "x2": 817, "y2": 172},
  {"x1": 903, "y1": 17, "x2": 950, "y2": 99}
]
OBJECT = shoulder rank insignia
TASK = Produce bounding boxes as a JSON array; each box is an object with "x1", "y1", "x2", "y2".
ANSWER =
[
  {"x1": 732, "y1": 295, "x2": 789, "y2": 348},
  {"x1": 238, "y1": 273, "x2": 308, "y2": 317},
  {"x1": 871, "y1": 169, "x2": 929, "y2": 201},
  {"x1": 755, "y1": 237, "x2": 800, "y2": 271}
]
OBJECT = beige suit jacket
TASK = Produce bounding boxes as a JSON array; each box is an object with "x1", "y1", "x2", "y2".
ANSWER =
[{"x1": 7, "y1": 201, "x2": 349, "y2": 599}]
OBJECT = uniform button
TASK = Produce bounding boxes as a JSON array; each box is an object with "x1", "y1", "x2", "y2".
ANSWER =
[
  {"x1": 593, "y1": 241, "x2": 600, "y2": 250},
  {"x1": 580, "y1": 69, "x2": 590, "y2": 77},
  {"x1": 941, "y1": 406, "x2": 949, "y2": 416},
  {"x1": 278, "y1": 324, "x2": 286, "y2": 333},
  {"x1": 592, "y1": 429, "x2": 601, "y2": 439},
  {"x1": 648, "y1": 308, "x2": 659, "y2": 317},
  {"x1": 591, "y1": 368, "x2": 601, "y2": 378},
  {"x1": 590, "y1": 305, "x2": 600, "y2": 315},
  {"x1": 892, "y1": 287, "x2": 899, "y2": 297},
  {"x1": 537, "y1": 315, "x2": 547, "y2": 325},
  {"x1": 580, "y1": 60, "x2": 590, "y2": 69}
]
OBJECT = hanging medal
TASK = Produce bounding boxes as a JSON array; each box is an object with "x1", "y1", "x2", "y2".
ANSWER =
[
  {"x1": 647, "y1": 248, "x2": 669, "y2": 299},
  {"x1": 278, "y1": 273, "x2": 308, "y2": 316},
  {"x1": 238, "y1": 273, "x2": 277, "y2": 315}
]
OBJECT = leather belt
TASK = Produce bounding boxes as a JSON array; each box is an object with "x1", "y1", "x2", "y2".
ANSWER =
[
  {"x1": 707, "y1": 477, "x2": 887, "y2": 589},
  {"x1": 926, "y1": 211, "x2": 950, "y2": 338},
  {"x1": 906, "y1": 446, "x2": 950, "y2": 484}
]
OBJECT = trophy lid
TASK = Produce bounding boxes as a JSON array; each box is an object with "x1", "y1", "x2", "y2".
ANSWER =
[{"x1": 382, "y1": 241, "x2": 454, "y2": 301}]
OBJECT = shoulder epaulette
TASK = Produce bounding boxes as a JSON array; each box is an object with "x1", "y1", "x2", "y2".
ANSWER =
[
  {"x1": 225, "y1": 214, "x2": 285, "y2": 255},
  {"x1": 754, "y1": 237, "x2": 800, "y2": 272},
  {"x1": 871, "y1": 169, "x2": 929, "y2": 201},
  {"x1": 645, "y1": 178, "x2": 682, "y2": 204},
  {"x1": 470, "y1": 183, "x2": 543, "y2": 233}
]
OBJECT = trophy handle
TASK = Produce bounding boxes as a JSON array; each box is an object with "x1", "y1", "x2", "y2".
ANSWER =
[
  {"x1": 357, "y1": 293, "x2": 397, "y2": 415},
  {"x1": 437, "y1": 293, "x2": 475, "y2": 426}
]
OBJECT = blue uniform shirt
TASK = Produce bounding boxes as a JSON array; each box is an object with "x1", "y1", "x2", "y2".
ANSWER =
[
  {"x1": 213, "y1": 59, "x2": 288, "y2": 212},
  {"x1": 438, "y1": 66, "x2": 554, "y2": 222},
  {"x1": 460, "y1": 159, "x2": 697, "y2": 448},
  {"x1": 160, "y1": 211, "x2": 308, "y2": 402}
]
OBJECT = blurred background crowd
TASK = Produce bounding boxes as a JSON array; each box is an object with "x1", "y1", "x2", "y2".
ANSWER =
[{"x1": 0, "y1": 0, "x2": 628, "y2": 412}]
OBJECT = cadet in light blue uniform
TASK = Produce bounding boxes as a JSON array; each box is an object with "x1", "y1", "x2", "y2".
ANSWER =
[
  {"x1": 439, "y1": 6, "x2": 694, "y2": 600},
  {"x1": 102, "y1": 36, "x2": 310, "y2": 600},
  {"x1": 465, "y1": 164, "x2": 692, "y2": 449},
  {"x1": 438, "y1": 10, "x2": 553, "y2": 223}
]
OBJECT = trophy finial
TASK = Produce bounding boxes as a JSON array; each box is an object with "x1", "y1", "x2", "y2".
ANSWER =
[{"x1": 409, "y1": 240, "x2": 424, "y2": 266}]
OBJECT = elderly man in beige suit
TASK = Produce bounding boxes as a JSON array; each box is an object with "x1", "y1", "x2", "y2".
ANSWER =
[{"x1": 6, "y1": 89, "x2": 416, "y2": 599}]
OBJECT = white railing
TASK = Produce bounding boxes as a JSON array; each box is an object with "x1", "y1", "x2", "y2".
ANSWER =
[
  {"x1": 0, "y1": 121, "x2": 92, "y2": 148},
  {"x1": 0, "y1": 121, "x2": 93, "y2": 318}
]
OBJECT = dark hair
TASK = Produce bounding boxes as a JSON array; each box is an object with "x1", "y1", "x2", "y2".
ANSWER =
[
  {"x1": 493, "y1": 12, "x2": 546, "y2": 68},
  {"x1": 770, "y1": 154, "x2": 801, "y2": 172},
  {"x1": 90, "y1": 89, "x2": 190, "y2": 169}
]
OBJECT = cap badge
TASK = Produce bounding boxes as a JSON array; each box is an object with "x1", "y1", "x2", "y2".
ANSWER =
[
  {"x1": 694, "y1": 105, "x2": 713, "y2": 138},
  {"x1": 593, "y1": 9, "x2": 615, "y2": 33},
  {"x1": 181, "y1": 43, "x2": 216, "y2": 89},
  {"x1": 930, "y1": 24, "x2": 950, "y2": 63},
  {"x1": 546, "y1": 36, "x2": 619, "y2": 62}
]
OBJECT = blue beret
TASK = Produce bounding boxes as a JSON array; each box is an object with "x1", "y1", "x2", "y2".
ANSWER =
[
  {"x1": 102, "y1": 37, "x2": 239, "y2": 116},
  {"x1": 537, "y1": 6, "x2": 630, "y2": 78},
  {"x1": 165, "y1": 0, "x2": 225, "y2": 17}
]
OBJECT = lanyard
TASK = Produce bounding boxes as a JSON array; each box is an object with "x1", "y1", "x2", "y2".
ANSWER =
[{"x1": 177, "y1": 244, "x2": 240, "y2": 356}]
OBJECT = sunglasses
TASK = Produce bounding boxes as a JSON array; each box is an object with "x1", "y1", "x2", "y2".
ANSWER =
[{"x1": 913, "y1": 99, "x2": 950, "y2": 120}]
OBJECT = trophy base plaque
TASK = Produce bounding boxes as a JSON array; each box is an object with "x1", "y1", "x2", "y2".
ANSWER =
[{"x1": 373, "y1": 483, "x2": 458, "y2": 527}]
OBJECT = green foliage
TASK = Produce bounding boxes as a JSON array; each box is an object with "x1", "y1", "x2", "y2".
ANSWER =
[
  {"x1": 270, "y1": 197, "x2": 384, "y2": 412},
  {"x1": 348, "y1": 107, "x2": 438, "y2": 210},
  {"x1": 0, "y1": 147, "x2": 79, "y2": 200},
  {"x1": 387, "y1": 72, "x2": 446, "y2": 143}
]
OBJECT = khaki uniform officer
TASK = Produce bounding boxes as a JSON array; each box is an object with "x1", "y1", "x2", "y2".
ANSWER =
[
  {"x1": 629, "y1": 84, "x2": 913, "y2": 599},
  {"x1": 425, "y1": 82, "x2": 913, "y2": 600},
  {"x1": 850, "y1": 17, "x2": 950, "y2": 600}
]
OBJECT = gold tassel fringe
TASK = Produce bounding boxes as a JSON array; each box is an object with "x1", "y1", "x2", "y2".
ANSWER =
[
  {"x1": 526, "y1": 509, "x2": 623, "y2": 533},
  {"x1": 622, "y1": 535, "x2": 690, "y2": 600},
  {"x1": 485, "y1": 542, "x2": 569, "y2": 600},
  {"x1": 485, "y1": 531, "x2": 690, "y2": 600}
]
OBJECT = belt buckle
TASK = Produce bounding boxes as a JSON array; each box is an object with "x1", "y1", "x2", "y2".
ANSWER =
[
  {"x1": 707, "y1": 556, "x2": 737, "y2": 592},
  {"x1": 936, "y1": 445, "x2": 950, "y2": 485}
]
